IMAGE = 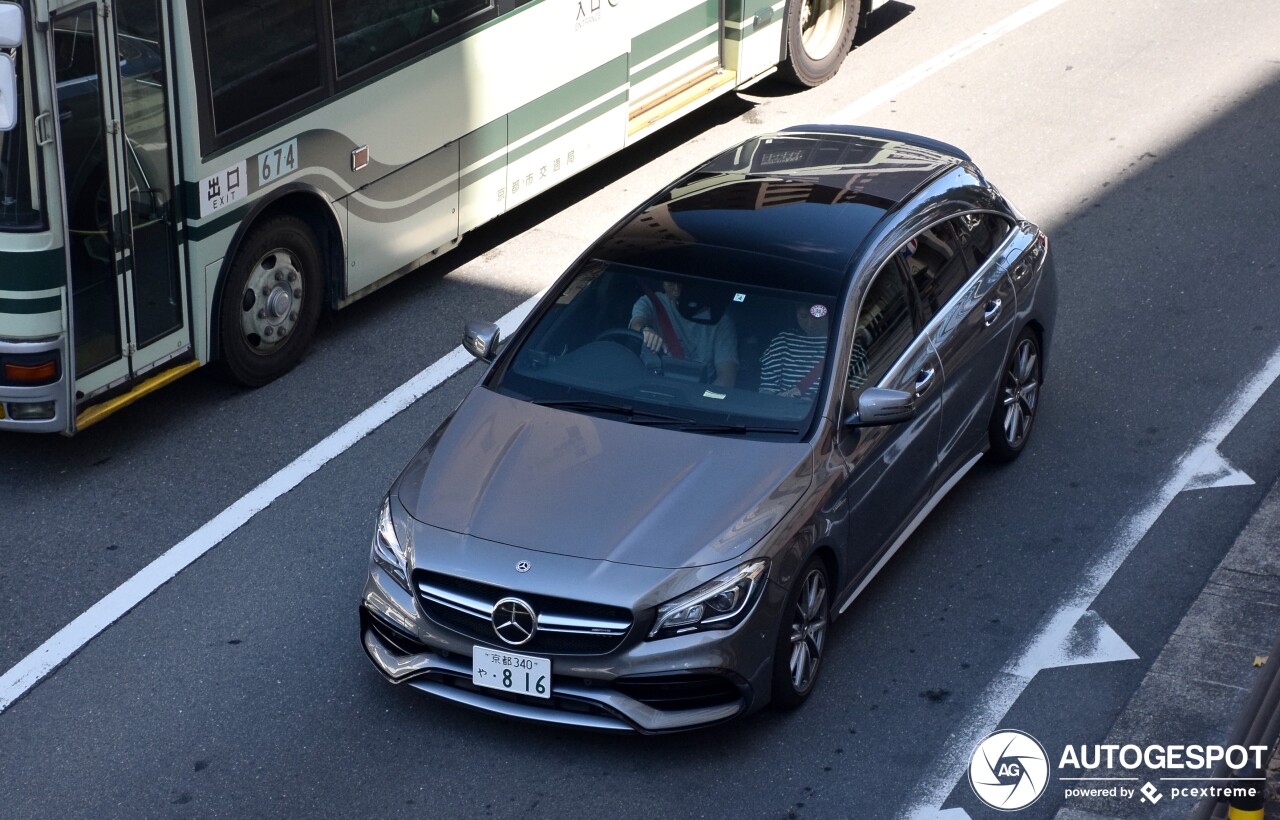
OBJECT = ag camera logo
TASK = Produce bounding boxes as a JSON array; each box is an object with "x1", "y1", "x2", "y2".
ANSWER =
[{"x1": 969, "y1": 730, "x2": 1051, "y2": 811}]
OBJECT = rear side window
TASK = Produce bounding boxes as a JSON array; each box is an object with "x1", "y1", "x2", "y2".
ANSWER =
[
  {"x1": 902, "y1": 219, "x2": 967, "y2": 318},
  {"x1": 956, "y1": 212, "x2": 1013, "y2": 269}
]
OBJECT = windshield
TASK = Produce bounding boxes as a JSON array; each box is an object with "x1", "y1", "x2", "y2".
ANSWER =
[
  {"x1": 0, "y1": 45, "x2": 40, "y2": 230},
  {"x1": 491, "y1": 261, "x2": 842, "y2": 439}
]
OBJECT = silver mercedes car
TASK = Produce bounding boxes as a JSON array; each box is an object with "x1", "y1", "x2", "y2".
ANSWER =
[{"x1": 359, "y1": 126, "x2": 1056, "y2": 733}]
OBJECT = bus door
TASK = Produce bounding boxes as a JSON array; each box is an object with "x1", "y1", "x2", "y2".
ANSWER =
[
  {"x1": 50, "y1": 0, "x2": 188, "y2": 413},
  {"x1": 627, "y1": 1, "x2": 730, "y2": 136}
]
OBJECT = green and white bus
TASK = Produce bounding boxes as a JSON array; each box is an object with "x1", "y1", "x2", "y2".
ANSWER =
[{"x1": 0, "y1": 0, "x2": 876, "y2": 434}]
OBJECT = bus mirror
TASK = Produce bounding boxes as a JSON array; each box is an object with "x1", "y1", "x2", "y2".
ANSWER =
[
  {"x1": 0, "y1": 2, "x2": 23, "y2": 48},
  {"x1": 0, "y1": 55, "x2": 15, "y2": 132}
]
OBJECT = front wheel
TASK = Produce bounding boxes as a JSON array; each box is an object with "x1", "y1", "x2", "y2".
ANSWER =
[
  {"x1": 987, "y1": 327, "x2": 1043, "y2": 462},
  {"x1": 771, "y1": 556, "x2": 831, "y2": 710},
  {"x1": 216, "y1": 216, "x2": 324, "y2": 387},
  {"x1": 778, "y1": 0, "x2": 860, "y2": 88}
]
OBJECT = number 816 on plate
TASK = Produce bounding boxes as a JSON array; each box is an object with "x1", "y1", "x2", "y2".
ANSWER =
[{"x1": 473, "y1": 648, "x2": 551, "y2": 699}]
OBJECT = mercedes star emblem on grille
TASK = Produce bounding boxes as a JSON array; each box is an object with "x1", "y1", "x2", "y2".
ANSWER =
[
  {"x1": 516, "y1": 561, "x2": 531, "y2": 573},
  {"x1": 491, "y1": 597, "x2": 537, "y2": 646}
]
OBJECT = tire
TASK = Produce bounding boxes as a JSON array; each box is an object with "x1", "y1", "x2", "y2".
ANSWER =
[
  {"x1": 771, "y1": 556, "x2": 831, "y2": 710},
  {"x1": 987, "y1": 327, "x2": 1042, "y2": 462},
  {"x1": 216, "y1": 216, "x2": 324, "y2": 387},
  {"x1": 778, "y1": 0, "x2": 860, "y2": 88}
]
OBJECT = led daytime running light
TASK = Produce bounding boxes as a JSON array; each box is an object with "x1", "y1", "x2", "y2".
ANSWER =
[{"x1": 649, "y1": 559, "x2": 768, "y2": 638}]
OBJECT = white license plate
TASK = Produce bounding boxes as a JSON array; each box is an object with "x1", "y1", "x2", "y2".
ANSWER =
[{"x1": 472, "y1": 647, "x2": 551, "y2": 699}]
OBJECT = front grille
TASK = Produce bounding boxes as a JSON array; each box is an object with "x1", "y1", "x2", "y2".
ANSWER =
[
  {"x1": 612, "y1": 673, "x2": 743, "y2": 711},
  {"x1": 413, "y1": 570, "x2": 633, "y2": 655}
]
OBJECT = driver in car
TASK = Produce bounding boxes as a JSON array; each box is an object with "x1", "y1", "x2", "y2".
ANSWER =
[{"x1": 628, "y1": 280, "x2": 738, "y2": 387}]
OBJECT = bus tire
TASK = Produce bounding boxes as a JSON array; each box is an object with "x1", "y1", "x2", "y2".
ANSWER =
[
  {"x1": 216, "y1": 215, "x2": 323, "y2": 387},
  {"x1": 778, "y1": 0, "x2": 860, "y2": 88}
]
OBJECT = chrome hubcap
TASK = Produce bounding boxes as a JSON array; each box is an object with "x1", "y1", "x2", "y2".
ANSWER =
[
  {"x1": 239, "y1": 248, "x2": 303, "y2": 354},
  {"x1": 788, "y1": 568, "x2": 828, "y2": 692},
  {"x1": 1001, "y1": 338, "x2": 1040, "y2": 448},
  {"x1": 800, "y1": 0, "x2": 846, "y2": 61}
]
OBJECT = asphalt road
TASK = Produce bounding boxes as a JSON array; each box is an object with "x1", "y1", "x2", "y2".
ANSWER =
[{"x1": 3, "y1": 1, "x2": 1280, "y2": 818}]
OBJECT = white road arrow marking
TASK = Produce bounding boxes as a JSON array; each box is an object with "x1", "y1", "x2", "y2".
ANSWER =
[
  {"x1": 1181, "y1": 445, "x2": 1254, "y2": 492},
  {"x1": 1011, "y1": 609, "x2": 1137, "y2": 677}
]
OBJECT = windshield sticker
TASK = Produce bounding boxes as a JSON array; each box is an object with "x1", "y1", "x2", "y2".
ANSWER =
[
  {"x1": 702, "y1": 390, "x2": 726, "y2": 400},
  {"x1": 810, "y1": 304, "x2": 828, "y2": 318},
  {"x1": 733, "y1": 293, "x2": 746, "y2": 303},
  {"x1": 199, "y1": 161, "x2": 247, "y2": 218}
]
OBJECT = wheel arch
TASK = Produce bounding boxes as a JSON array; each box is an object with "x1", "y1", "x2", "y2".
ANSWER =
[
  {"x1": 774, "y1": 529, "x2": 842, "y2": 602},
  {"x1": 208, "y1": 184, "x2": 345, "y2": 364}
]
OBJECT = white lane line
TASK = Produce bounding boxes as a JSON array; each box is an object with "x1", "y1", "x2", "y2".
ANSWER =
[
  {"x1": 829, "y1": 0, "x2": 1073, "y2": 124},
  {"x1": 904, "y1": 341, "x2": 1280, "y2": 819},
  {"x1": 0, "y1": 0, "x2": 1075, "y2": 715},
  {"x1": 0, "y1": 299, "x2": 540, "y2": 716}
]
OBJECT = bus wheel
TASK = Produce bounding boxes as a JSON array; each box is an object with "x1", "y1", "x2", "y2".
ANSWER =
[
  {"x1": 779, "y1": 0, "x2": 859, "y2": 88},
  {"x1": 217, "y1": 216, "x2": 323, "y2": 387}
]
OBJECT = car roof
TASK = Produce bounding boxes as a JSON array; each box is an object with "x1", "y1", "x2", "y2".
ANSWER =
[{"x1": 592, "y1": 128, "x2": 963, "y2": 294}]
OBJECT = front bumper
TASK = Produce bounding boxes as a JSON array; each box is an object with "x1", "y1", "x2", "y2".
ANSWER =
[{"x1": 359, "y1": 552, "x2": 783, "y2": 733}]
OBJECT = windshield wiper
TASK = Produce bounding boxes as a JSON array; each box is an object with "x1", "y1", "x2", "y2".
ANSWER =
[
  {"x1": 532, "y1": 400, "x2": 694, "y2": 426},
  {"x1": 677, "y1": 423, "x2": 800, "y2": 435}
]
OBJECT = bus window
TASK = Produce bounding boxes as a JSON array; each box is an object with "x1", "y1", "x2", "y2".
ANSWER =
[
  {"x1": 201, "y1": 0, "x2": 323, "y2": 137},
  {"x1": 332, "y1": 0, "x2": 492, "y2": 76}
]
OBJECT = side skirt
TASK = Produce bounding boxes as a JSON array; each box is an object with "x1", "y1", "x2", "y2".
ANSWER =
[{"x1": 836, "y1": 450, "x2": 985, "y2": 616}]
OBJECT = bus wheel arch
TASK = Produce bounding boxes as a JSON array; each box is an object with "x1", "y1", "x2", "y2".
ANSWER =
[
  {"x1": 778, "y1": 0, "x2": 862, "y2": 88},
  {"x1": 211, "y1": 191, "x2": 342, "y2": 387}
]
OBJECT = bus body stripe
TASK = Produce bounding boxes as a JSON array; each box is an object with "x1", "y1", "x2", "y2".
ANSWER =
[
  {"x1": 630, "y1": 30, "x2": 720, "y2": 86},
  {"x1": 509, "y1": 55, "x2": 628, "y2": 145},
  {"x1": 632, "y1": 4, "x2": 719, "y2": 65},
  {"x1": 509, "y1": 92, "x2": 627, "y2": 166},
  {"x1": 0, "y1": 249, "x2": 65, "y2": 292},
  {"x1": 0, "y1": 296, "x2": 61, "y2": 315}
]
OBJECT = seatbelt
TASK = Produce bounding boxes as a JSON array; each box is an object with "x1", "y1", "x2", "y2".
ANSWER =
[
  {"x1": 637, "y1": 281, "x2": 685, "y2": 359},
  {"x1": 795, "y1": 360, "x2": 824, "y2": 393}
]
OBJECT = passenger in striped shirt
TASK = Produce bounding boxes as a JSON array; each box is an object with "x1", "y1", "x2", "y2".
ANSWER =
[{"x1": 760, "y1": 304, "x2": 869, "y2": 397}]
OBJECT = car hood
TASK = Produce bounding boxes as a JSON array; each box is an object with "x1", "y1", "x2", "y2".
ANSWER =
[{"x1": 394, "y1": 387, "x2": 812, "y2": 569}]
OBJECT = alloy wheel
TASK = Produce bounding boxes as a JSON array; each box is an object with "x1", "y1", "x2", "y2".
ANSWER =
[
  {"x1": 1001, "y1": 337, "x2": 1040, "y2": 449},
  {"x1": 788, "y1": 566, "x2": 828, "y2": 692}
]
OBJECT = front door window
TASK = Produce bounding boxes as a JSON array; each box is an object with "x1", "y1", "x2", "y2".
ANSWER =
[
  {"x1": 53, "y1": 8, "x2": 120, "y2": 378},
  {"x1": 116, "y1": 0, "x2": 182, "y2": 347}
]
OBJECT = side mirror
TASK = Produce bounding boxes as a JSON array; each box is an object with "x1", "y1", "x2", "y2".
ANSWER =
[
  {"x1": 0, "y1": 3, "x2": 22, "y2": 133},
  {"x1": 463, "y1": 320, "x2": 500, "y2": 362},
  {"x1": 0, "y1": 3, "x2": 23, "y2": 48},
  {"x1": 0, "y1": 54, "x2": 15, "y2": 132},
  {"x1": 845, "y1": 387, "x2": 916, "y2": 427}
]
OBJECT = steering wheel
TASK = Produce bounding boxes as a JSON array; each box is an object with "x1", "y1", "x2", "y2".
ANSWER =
[{"x1": 595, "y1": 328, "x2": 646, "y2": 357}]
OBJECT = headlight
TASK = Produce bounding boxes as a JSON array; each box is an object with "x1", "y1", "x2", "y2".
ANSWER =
[
  {"x1": 649, "y1": 559, "x2": 769, "y2": 639},
  {"x1": 370, "y1": 497, "x2": 408, "y2": 587}
]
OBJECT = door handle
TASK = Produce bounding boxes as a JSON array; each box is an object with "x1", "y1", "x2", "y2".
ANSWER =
[
  {"x1": 914, "y1": 367, "x2": 935, "y2": 398},
  {"x1": 983, "y1": 298, "x2": 1003, "y2": 327}
]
